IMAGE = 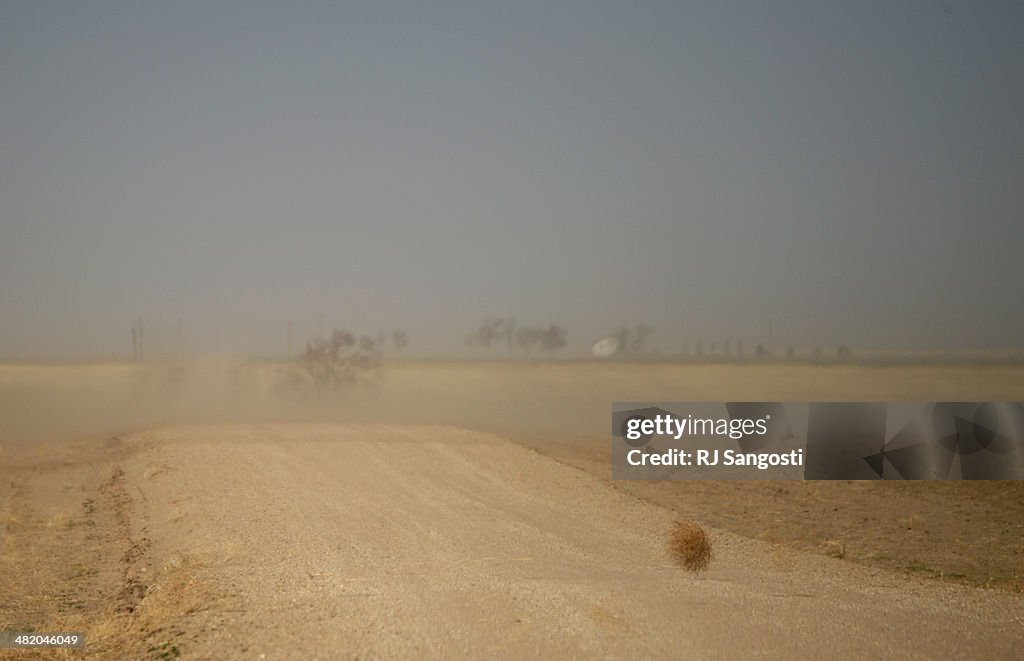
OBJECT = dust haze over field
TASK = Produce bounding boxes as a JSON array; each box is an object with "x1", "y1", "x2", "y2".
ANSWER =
[{"x1": 3, "y1": 1, "x2": 1024, "y2": 659}]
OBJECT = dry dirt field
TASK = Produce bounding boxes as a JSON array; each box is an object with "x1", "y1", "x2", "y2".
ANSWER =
[{"x1": 2, "y1": 359, "x2": 1023, "y2": 658}]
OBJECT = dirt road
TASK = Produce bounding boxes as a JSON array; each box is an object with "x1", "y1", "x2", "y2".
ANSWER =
[{"x1": 49, "y1": 423, "x2": 1017, "y2": 659}]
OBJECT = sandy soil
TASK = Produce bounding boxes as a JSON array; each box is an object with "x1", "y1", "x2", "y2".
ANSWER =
[
  {"x1": 524, "y1": 436, "x2": 1024, "y2": 591},
  {"x1": 2, "y1": 359, "x2": 1024, "y2": 658},
  {"x1": 3, "y1": 424, "x2": 1023, "y2": 659}
]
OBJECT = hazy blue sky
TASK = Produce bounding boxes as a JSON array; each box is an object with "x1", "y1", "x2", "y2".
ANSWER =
[{"x1": 1, "y1": 1, "x2": 1021, "y2": 357}]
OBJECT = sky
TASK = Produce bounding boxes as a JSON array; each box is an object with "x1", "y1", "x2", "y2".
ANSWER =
[{"x1": 1, "y1": 1, "x2": 1022, "y2": 358}]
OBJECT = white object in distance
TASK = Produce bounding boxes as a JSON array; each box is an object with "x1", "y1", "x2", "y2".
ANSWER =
[{"x1": 592, "y1": 336, "x2": 620, "y2": 358}]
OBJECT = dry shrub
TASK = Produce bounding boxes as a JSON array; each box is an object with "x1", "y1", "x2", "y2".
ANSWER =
[{"x1": 667, "y1": 520, "x2": 713, "y2": 572}]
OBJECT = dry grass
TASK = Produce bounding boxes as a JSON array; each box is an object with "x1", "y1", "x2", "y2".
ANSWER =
[
  {"x1": 822, "y1": 538, "x2": 847, "y2": 559},
  {"x1": 0, "y1": 505, "x2": 215, "y2": 658},
  {"x1": 82, "y1": 552, "x2": 216, "y2": 659},
  {"x1": 46, "y1": 510, "x2": 74, "y2": 530},
  {"x1": 667, "y1": 520, "x2": 713, "y2": 572}
]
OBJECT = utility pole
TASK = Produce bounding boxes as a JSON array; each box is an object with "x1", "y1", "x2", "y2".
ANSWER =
[{"x1": 137, "y1": 317, "x2": 144, "y2": 361}]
